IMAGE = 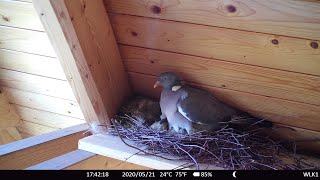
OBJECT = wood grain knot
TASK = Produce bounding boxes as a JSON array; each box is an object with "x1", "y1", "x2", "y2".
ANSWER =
[
  {"x1": 310, "y1": 41, "x2": 318, "y2": 49},
  {"x1": 2, "y1": 16, "x2": 9, "y2": 22},
  {"x1": 226, "y1": 5, "x2": 237, "y2": 13},
  {"x1": 150, "y1": 5, "x2": 162, "y2": 14},
  {"x1": 131, "y1": 31, "x2": 138, "y2": 37},
  {"x1": 271, "y1": 39, "x2": 279, "y2": 45}
]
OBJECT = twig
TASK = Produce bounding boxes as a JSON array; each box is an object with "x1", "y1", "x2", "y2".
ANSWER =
[{"x1": 108, "y1": 119, "x2": 179, "y2": 161}]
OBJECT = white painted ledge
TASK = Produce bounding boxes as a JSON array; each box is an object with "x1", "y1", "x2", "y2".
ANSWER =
[
  {"x1": 0, "y1": 123, "x2": 89, "y2": 156},
  {"x1": 79, "y1": 134, "x2": 223, "y2": 170}
]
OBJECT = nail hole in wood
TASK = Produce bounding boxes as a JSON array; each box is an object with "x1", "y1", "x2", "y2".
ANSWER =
[
  {"x1": 68, "y1": 111, "x2": 71, "y2": 113},
  {"x1": 2, "y1": 16, "x2": 9, "y2": 22},
  {"x1": 271, "y1": 39, "x2": 279, "y2": 45},
  {"x1": 310, "y1": 41, "x2": 318, "y2": 49},
  {"x1": 85, "y1": 74, "x2": 89, "y2": 78},
  {"x1": 71, "y1": 17, "x2": 74, "y2": 21},
  {"x1": 40, "y1": 13, "x2": 44, "y2": 16},
  {"x1": 226, "y1": 5, "x2": 236, "y2": 13},
  {"x1": 221, "y1": 85, "x2": 226, "y2": 88},
  {"x1": 150, "y1": 60, "x2": 155, "y2": 64},
  {"x1": 131, "y1": 31, "x2": 138, "y2": 37},
  {"x1": 151, "y1": 5, "x2": 162, "y2": 14}
]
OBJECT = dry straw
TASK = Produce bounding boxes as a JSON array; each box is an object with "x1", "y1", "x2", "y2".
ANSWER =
[{"x1": 98, "y1": 114, "x2": 319, "y2": 170}]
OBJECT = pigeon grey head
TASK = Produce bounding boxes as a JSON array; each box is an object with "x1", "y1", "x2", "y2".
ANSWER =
[{"x1": 154, "y1": 72, "x2": 182, "y2": 90}]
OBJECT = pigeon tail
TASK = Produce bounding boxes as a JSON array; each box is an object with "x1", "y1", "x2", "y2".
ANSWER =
[
  {"x1": 245, "y1": 117, "x2": 273, "y2": 128},
  {"x1": 231, "y1": 112, "x2": 273, "y2": 128}
]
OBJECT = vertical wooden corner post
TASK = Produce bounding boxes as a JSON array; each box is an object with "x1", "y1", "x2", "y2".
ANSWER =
[{"x1": 32, "y1": 0, "x2": 131, "y2": 125}]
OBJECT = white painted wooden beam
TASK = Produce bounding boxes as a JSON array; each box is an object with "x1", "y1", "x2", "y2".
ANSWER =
[
  {"x1": 78, "y1": 134, "x2": 223, "y2": 170},
  {"x1": 0, "y1": 123, "x2": 88, "y2": 156}
]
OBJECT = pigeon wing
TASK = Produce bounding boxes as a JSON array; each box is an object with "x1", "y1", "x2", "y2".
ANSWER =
[{"x1": 177, "y1": 87, "x2": 236, "y2": 125}]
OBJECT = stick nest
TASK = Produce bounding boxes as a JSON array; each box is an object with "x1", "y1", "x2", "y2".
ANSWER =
[{"x1": 96, "y1": 96, "x2": 319, "y2": 170}]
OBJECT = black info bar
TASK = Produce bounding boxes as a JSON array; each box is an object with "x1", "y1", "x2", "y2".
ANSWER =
[
  {"x1": 84, "y1": 170, "x2": 317, "y2": 179},
  {"x1": 0, "y1": 170, "x2": 319, "y2": 179}
]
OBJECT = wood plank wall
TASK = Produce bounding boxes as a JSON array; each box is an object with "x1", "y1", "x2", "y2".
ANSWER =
[
  {"x1": 0, "y1": 0, "x2": 85, "y2": 138},
  {"x1": 0, "y1": 91, "x2": 21, "y2": 145},
  {"x1": 65, "y1": 155, "x2": 150, "y2": 170},
  {"x1": 104, "y1": 0, "x2": 320, "y2": 152}
]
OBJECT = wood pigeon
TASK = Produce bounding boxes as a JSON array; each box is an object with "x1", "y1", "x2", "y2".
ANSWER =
[{"x1": 154, "y1": 72, "x2": 272, "y2": 134}]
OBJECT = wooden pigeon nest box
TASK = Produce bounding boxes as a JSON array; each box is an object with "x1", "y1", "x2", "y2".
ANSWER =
[{"x1": 0, "y1": 0, "x2": 319, "y2": 170}]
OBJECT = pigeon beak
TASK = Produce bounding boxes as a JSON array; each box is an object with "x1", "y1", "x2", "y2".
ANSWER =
[{"x1": 153, "y1": 81, "x2": 161, "y2": 88}]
